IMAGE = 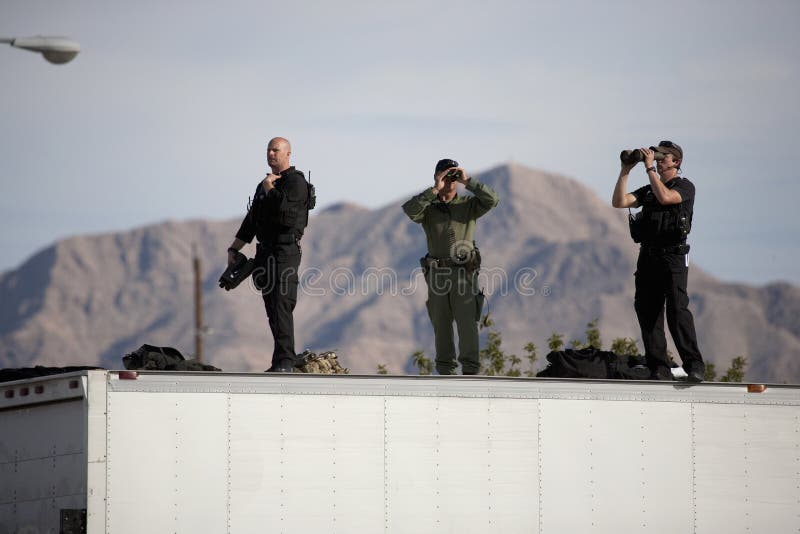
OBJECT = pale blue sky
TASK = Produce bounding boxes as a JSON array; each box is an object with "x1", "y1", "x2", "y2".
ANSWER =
[{"x1": 1, "y1": 0, "x2": 798, "y2": 284}]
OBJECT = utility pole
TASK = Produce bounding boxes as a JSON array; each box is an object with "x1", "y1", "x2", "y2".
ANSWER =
[{"x1": 193, "y1": 243, "x2": 204, "y2": 362}]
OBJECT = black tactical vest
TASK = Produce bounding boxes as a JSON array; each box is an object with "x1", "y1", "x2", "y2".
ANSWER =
[
  {"x1": 629, "y1": 179, "x2": 693, "y2": 246},
  {"x1": 251, "y1": 168, "x2": 314, "y2": 242}
]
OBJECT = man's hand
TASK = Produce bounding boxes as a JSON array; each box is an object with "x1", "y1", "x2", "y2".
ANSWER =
[
  {"x1": 433, "y1": 169, "x2": 449, "y2": 192},
  {"x1": 227, "y1": 238, "x2": 246, "y2": 266},
  {"x1": 452, "y1": 167, "x2": 469, "y2": 185},
  {"x1": 642, "y1": 147, "x2": 655, "y2": 169},
  {"x1": 262, "y1": 173, "x2": 282, "y2": 191},
  {"x1": 620, "y1": 161, "x2": 636, "y2": 174}
]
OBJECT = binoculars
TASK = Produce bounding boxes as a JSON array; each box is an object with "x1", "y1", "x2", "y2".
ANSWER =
[
  {"x1": 620, "y1": 149, "x2": 665, "y2": 165},
  {"x1": 218, "y1": 251, "x2": 256, "y2": 291},
  {"x1": 444, "y1": 168, "x2": 462, "y2": 181}
]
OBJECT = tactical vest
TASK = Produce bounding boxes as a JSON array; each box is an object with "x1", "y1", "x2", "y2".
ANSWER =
[
  {"x1": 251, "y1": 169, "x2": 315, "y2": 240},
  {"x1": 629, "y1": 191, "x2": 692, "y2": 245}
]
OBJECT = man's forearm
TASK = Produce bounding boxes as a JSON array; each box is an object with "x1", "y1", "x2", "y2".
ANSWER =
[
  {"x1": 466, "y1": 178, "x2": 499, "y2": 208},
  {"x1": 612, "y1": 171, "x2": 630, "y2": 208},
  {"x1": 647, "y1": 170, "x2": 681, "y2": 205},
  {"x1": 228, "y1": 238, "x2": 246, "y2": 252},
  {"x1": 402, "y1": 188, "x2": 437, "y2": 222}
]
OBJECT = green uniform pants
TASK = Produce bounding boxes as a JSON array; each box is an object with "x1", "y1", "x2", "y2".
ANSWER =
[{"x1": 425, "y1": 267, "x2": 480, "y2": 375}]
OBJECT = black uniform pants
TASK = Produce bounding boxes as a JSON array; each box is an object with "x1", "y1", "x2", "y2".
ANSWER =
[
  {"x1": 634, "y1": 250, "x2": 703, "y2": 373},
  {"x1": 254, "y1": 243, "x2": 301, "y2": 367}
]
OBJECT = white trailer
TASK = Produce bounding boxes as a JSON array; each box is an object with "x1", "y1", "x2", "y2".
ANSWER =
[{"x1": 1, "y1": 370, "x2": 799, "y2": 534}]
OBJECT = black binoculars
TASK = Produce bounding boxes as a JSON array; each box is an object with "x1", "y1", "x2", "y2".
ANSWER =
[
  {"x1": 218, "y1": 251, "x2": 256, "y2": 291},
  {"x1": 444, "y1": 168, "x2": 462, "y2": 181},
  {"x1": 620, "y1": 149, "x2": 665, "y2": 165}
]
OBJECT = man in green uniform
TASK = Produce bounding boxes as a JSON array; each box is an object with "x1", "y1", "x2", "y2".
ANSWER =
[{"x1": 402, "y1": 158, "x2": 500, "y2": 375}]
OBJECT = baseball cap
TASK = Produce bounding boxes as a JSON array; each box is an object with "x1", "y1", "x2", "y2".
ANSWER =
[
  {"x1": 435, "y1": 158, "x2": 459, "y2": 173},
  {"x1": 650, "y1": 140, "x2": 683, "y2": 160}
]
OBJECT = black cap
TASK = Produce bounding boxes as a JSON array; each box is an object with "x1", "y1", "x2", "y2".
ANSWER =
[
  {"x1": 651, "y1": 140, "x2": 683, "y2": 160},
  {"x1": 435, "y1": 158, "x2": 459, "y2": 173}
]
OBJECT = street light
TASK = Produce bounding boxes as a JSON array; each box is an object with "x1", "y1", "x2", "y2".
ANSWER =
[{"x1": 1, "y1": 36, "x2": 80, "y2": 64}]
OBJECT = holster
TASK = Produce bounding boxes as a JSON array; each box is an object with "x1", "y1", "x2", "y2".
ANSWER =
[
  {"x1": 420, "y1": 255, "x2": 438, "y2": 277},
  {"x1": 465, "y1": 246, "x2": 482, "y2": 272}
]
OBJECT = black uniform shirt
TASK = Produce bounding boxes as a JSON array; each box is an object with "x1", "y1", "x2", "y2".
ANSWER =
[
  {"x1": 632, "y1": 177, "x2": 695, "y2": 246},
  {"x1": 235, "y1": 166, "x2": 310, "y2": 244}
]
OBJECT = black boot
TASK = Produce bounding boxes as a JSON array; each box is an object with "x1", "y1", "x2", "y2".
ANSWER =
[
  {"x1": 649, "y1": 366, "x2": 674, "y2": 381},
  {"x1": 686, "y1": 361, "x2": 705, "y2": 383},
  {"x1": 267, "y1": 358, "x2": 295, "y2": 373}
]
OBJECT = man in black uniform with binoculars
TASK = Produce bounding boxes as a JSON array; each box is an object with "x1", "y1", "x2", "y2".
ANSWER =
[{"x1": 612, "y1": 140, "x2": 705, "y2": 382}]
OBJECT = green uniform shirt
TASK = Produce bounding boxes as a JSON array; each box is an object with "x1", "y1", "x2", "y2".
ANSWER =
[{"x1": 402, "y1": 178, "x2": 500, "y2": 259}]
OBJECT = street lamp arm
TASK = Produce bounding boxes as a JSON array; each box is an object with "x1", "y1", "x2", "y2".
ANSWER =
[{"x1": 2, "y1": 35, "x2": 80, "y2": 64}]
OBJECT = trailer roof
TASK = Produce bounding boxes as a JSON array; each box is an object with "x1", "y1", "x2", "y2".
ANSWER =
[{"x1": 4, "y1": 370, "x2": 797, "y2": 409}]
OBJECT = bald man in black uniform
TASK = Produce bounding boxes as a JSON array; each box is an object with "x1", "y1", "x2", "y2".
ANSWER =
[{"x1": 227, "y1": 137, "x2": 312, "y2": 372}]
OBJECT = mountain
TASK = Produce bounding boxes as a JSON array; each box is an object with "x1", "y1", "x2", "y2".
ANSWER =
[{"x1": 2, "y1": 163, "x2": 799, "y2": 383}]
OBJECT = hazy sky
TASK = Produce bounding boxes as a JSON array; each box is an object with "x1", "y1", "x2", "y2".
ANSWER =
[{"x1": 2, "y1": 0, "x2": 798, "y2": 284}]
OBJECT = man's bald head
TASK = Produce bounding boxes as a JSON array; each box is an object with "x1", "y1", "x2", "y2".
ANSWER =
[
  {"x1": 267, "y1": 137, "x2": 292, "y2": 173},
  {"x1": 269, "y1": 137, "x2": 291, "y2": 151}
]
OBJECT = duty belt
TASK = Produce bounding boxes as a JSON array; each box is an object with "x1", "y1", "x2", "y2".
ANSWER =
[
  {"x1": 423, "y1": 255, "x2": 471, "y2": 269},
  {"x1": 259, "y1": 233, "x2": 299, "y2": 246},
  {"x1": 641, "y1": 243, "x2": 690, "y2": 256}
]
